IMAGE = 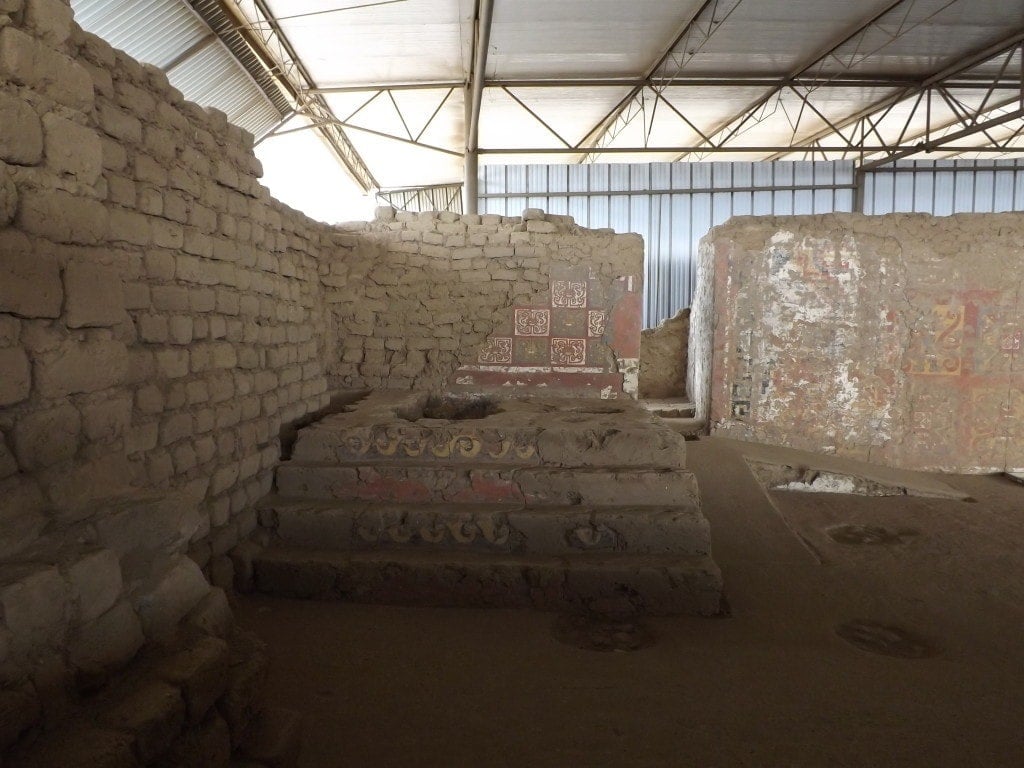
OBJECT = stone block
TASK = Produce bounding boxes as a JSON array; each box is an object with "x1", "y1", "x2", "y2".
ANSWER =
[
  {"x1": 155, "y1": 636, "x2": 229, "y2": 724},
  {"x1": 133, "y1": 556, "x2": 211, "y2": 640},
  {"x1": 0, "y1": 477, "x2": 47, "y2": 559},
  {"x1": 157, "y1": 710, "x2": 231, "y2": 768},
  {"x1": 24, "y1": 0, "x2": 75, "y2": 47},
  {"x1": 0, "y1": 162, "x2": 16, "y2": 225},
  {"x1": 168, "y1": 315, "x2": 193, "y2": 345},
  {"x1": 0, "y1": 686, "x2": 42, "y2": 753},
  {"x1": 0, "y1": 28, "x2": 93, "y2": 112},
  {"x1": 7, "y1": 724, "x2": 136, "y2": 768},
  {"x1": 35, "y1": 338, "x2": 128, "y2": 397},
  {"x1": 17, "y1": 187, "x2": 107, "y2": 244},
  {"x1": 152, "y1": 284, "x2": 189, "y2": 311},
  {"x1": 0, "y1": 563, "x2": 67, "y2": 649},
  {"x1": 135, "y1": 384, "x2": 165, "y2": 414},
  {"x1": 68, "y1": 599, "x2": 145, "y2": 678},
  {"x1": 125, "y1": 422, "x2": 158, "y2": 455},
  {"x1": 65, "y1": 260, "x2": 125, "y2": 328},
  {"x1": 0, "y1": 92, "x2": 43, "y2": 165},
  {"x1": 0, "y1": 347, "x2": 30, "y2": 406},
  {"x1": 155, "y1": 348, "x2": 190, "y2": 379},
  {"x1": 12, "y1": 402, "x2": 80, "y2": 470},
  {"x1": 184, "y1": 587, "x2": 233, "y2": 639},
  {"x1": 94, "y1": 493, "x2": 204, "y2": 557},
  {"x1": 98, "y1": 680, "x2": 186, "y2": 764},
  {"x1": 68, "y1": 548, "x2": 123, "y2": 624},
  {"x1": 0, "y1": 229, "x2": 62, "y2": 317},
  {"x1": 97, "y1": 103, "x2": 143, "y2": 143},
  {"x1": 42, "y1": 113, "x2": 102, "y2": 183},
  {"x1": 0, "y1": 431, "x2": 16, "y2": 478},
  {"x1": 108, "y1": 207, "x2": 151, "y2": 246},
  {"x1": 526, "y1": 219, "x2": 557, "y2": 233},
  {"x1": 81, "y1": 396, "x2": 132, "y2": 444}
]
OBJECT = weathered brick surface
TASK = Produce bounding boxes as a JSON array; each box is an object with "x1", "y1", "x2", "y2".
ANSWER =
[
  {"x1": 329, "y1": 212, "x2": 643, "y2": 397},
  {"x1": 0, "y1": 0, "x2": 649, "y2": 733},
  {"x1": 694, "y1": 213, "x2": 1024, "y2": 473}
]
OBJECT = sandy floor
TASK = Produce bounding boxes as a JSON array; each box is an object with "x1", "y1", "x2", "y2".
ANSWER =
[{"x1": 236, "y1": 437, "x2": 1024, "y2": 767}]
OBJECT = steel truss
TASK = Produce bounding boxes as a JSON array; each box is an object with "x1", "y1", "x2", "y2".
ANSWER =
[
  {"x1": 198, "y1": 0, "x2": 1024, "y2": 203},
  {"x1": 376, "y1": 183, "x2": 464, "y2": 214},
  {"x1": 192, "y1": 0, "x2": 378, "y2": 192},
  {"x1": 477, "y1": 35, "x2": 1024, "y2": 171}
]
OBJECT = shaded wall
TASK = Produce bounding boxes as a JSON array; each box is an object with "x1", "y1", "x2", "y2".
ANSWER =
[
  {"x1": 692, "y1": 213, "x2": 1023, "y2": 473},
  {"x1": 328, "y1": 209, "x2": 644, "y2": 398},
  {"x1": 0, "y1": 0, "x2": 645, "y2": 706},
  {"x1": 0, "y1": 0, "x2": 333, "y2": 704}
]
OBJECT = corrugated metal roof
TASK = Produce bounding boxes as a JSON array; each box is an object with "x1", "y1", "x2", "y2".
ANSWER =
[
  {"x1": 71, "y1": 0, "x2": 284, "y2": 138},
  {"x1": 71, "y1": 0, "x2": 1024, "y2": 194},
  {"x1": 71, "y1": 0, "x2": 208, "y2": 70},
  {"x1": 166, "y1": 42, "x2": 281, "y2": 137}
]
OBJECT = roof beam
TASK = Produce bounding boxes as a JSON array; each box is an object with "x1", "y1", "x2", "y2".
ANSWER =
[
  {"x1": 770, "y1": 29, "x2": 1024, "y2": 163},
  {"x1": 309, "y1": 75, "x2": 1022, "y2": 95},
  {"x1": 194, "y1": 0, "x2": 378, "y2": 192},
  {"x1": 464, "y1": 0, "x2": 495, "y2": 215},
  {"x1": 575, "y1": 0, "x2": 744, "y2": 162},
  {"x1": 676, "y1": 0, "x2": 927, "y2": 160},
  {"x1": 477, "y1": 145, "x2": 1024, "y2": 155}
]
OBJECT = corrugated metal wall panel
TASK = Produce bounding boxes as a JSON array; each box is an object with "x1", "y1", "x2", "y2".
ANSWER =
[
  {"x1": 863, "y1": 160, "x2": 1024, "y2": 215},
  {"x1": 482, "y1": 160, "x2": 1024, "y2": 327}
]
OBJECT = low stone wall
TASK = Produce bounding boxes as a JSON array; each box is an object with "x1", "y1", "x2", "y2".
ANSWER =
[
  {"x1": 692, "y1": 212, "x2": 1024, "y2": 473},
  {"x1": 640, "y1": 308, "x2": 689, "y2": 399},
  {"x1": 327, "y1": 207, "x2": 644, "y2": 397}
]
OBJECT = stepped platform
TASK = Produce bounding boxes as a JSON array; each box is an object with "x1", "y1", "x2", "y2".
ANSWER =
[{"x1": 254, "y1": 392, "x2": 723, "y2": 615}]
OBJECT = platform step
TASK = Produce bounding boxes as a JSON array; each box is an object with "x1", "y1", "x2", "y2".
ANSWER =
[
  {"x1": 261, "y1": 499, "x2": 710, "y2": 557},
  {"x1": 252, "y1": 547, "x2": 723, "y2": 616},
  {"x1": 275, "y1": 464, "x2": 700, "y2": 506},
  {"x1": 640, "y1": 400, "x2": 697, "y2": 419},
  {"x1": 291, "y1": 404, "x2": 688, "y2": 470}
]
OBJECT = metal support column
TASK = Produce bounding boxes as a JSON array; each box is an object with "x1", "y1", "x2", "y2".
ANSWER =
[{"x1": 464, "y1": 0, "x2": 494, "y2": 215}]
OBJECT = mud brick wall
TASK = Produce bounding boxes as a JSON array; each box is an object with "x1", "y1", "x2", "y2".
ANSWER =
[
  {"x1": 326, "y1": 207, "x2": 644, "y2": 398},
  {"x1": 0, "y1": 0, "x2": 646, "y2": 732},
  {"x1": 0, "y1": 0, "x2": 330, "y2": 714},
  {"x1": 692, "y1": 213, "x2": 1024, "y2": 473}
]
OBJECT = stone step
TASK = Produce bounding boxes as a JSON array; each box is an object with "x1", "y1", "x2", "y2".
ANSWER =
[
  {"x1": 260, "y1": 499, "x2": 710, "y2": 557},
  {"x1": 291, "y1": 420, "x2": 687, "y2": 470},
  {"x1": 251, "y1": 547, "x2": 723, "y2": 616},
  {"x1": 275, "y1": 463, "x2": 700, "y2": 506},
  {"x1": 640, "y1": 399, "x2": 697, "y2": 419}
]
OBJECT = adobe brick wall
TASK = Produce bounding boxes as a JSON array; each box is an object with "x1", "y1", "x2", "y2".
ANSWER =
[
  {"x1": 691, "y1": 213, "x2": 1024, "y2": 473},
  {"x1": 0, "y1": 0, "x2": 333, "y2": 722},
  {"x1": 0, "y1": 0, "x2": 647, "y2": 722},
  {"x1": 328, "y1": 206, "x2": 644, "y2": 397}
]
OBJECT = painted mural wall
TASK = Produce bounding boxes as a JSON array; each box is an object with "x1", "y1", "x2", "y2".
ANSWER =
[{"x1": 692, "y1": 213, "x2": 1023, "y2": 473}]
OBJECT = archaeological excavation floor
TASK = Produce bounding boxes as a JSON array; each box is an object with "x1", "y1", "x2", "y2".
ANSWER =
[{"x1": 236, "y1": 437, "x2": 1024, "y2": 768}]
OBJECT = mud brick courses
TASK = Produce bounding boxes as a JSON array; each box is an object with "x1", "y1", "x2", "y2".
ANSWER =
[
  {"x1": 0, "y1": 0, "x2": 332, "y2": 742},
  {"x1": 0, "y1": 0, "x2": 650, "y2": 742},
  {"x1": 327, "y1": 206, "x2": 643, "y2": 393},
  {"x1": 692, "y1": 213, "x2": 1024, "y2": 473}
]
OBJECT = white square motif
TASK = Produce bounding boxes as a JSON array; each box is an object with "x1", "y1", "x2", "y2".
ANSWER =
[
  {"x1": 478, "y1": 337, "x2": 512, "y2": 364},
  {"x1": 551, "y1": 280, "x2": 587, "y2": 308},
  {"x1": 551, "y1": 337, "x2": 586, "y2": 366},
  {"x1": 514, "y1": 308, "x2": 550, "y2": 336}
]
